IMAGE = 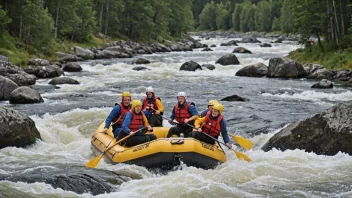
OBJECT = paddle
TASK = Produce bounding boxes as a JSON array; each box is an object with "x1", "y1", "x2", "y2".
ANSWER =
[
  {"x1": 172, "y1": 120, "x2": 251, "y2": 162},
  {"x1": 228, "y1": 134, "x2": 253, "y2": 150},
  {"x1": 85, "y1": 128, "x2": 143, "y2": 168}
]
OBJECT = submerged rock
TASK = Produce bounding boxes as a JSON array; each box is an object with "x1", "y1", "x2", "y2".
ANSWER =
[{"x1": 262, "y1": 101, "x2": 352, "y2": 156}]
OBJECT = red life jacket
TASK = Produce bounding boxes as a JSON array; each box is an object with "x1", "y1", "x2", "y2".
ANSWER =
[
  {"x1": 202, "y1": 114, "x2": 224, "y2": 137},
  {"x1": 128, "y1": 110, "x2": 145, "y2": 131},
  {"x1": 112, "y1": 103, "x2": 131, "y2": 126},
  {"x1": 174, "y1": 102, "x2": 192, "y2": 123},
  {"x1": 142, "y1": 96, "x2": 161, "y2": 113}
]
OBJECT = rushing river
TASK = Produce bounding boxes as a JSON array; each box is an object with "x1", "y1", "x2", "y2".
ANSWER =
[{"x1": 1, "y1": 36, "x2": 352, "y2": 197}]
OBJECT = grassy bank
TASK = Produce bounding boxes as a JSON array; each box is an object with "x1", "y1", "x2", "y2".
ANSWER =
[
  {"x1": 288, "y1": 44, "x2": 352, "y2": 71},
  {"x1": 0, "y1": 33, "x2": 113, "y2": 67}
]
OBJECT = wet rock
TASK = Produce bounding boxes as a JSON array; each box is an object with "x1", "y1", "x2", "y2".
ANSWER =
[
  {"x1": 216, "y1": 54, "x2": 240, "y2": 66},
  {"x1": 49, "y1": 77, "x2": 80, "y2": 85},
  {"x1": 0, "y1": 165, "x2": 128, "y2": 195},
  {"x1": 24, "y1": 65, "x2": 63, "y2": 78},
  {"x1": 220, "y1": 40, "x2": 238, "y2": 46},
  {"x1": 9, "y1": 86, "x2": 44, "y2": 104},
  {"x1": 307, "y1": 68, "x2": 334, "y2": 80},
  {"x1": 27, "y1": 58, "x2": 50, "y2": 66},
  {"x1": 260, "y1": 43, "x2": 272, "y2": 47},
  {"x1": 267, "y1": 57, "x2": 306, "y2": 78},
  {"x1": 221, "y1": 94, "x2": 249, "y2": 102},
  {"x1": 303, "y1": 63, "x2": 324, "y2": 76},
  {"x1": 241, "y1": 36, "x2": 261, "y2": 43},
  {"x1": 232, "y1": 47, "x2": 252, "y2": 54},
  {"x1": 55, "y1": 52, "x2": 84, "y2": 62},
  {"x1": 62, "y1": 62, "x2": 82, "y2": 72},
  {"x1": 311, "y1": 79, "x2": 333, "y2": 89},
  {"x1": 180, "y1": 61, "x2": 202, "y2": 71},
  {"x1": 210, "y1": 44, "x2": 216, "y2": 48},
  {"x1": 132, "y1": 58, "x2": 151, "y2": 65},
  {"x1": 133, "y1": 66, "x2": 149, "y2": 71},
  {"x1": 0, "y1": 107, "x2": 41, "y2": 148},
  {"x1": 7, "y1": 73, "x2": 37, "y2": 86},
  {"x1": 236, "y1": 63, "x2": 268, "y2": 77},
  {"x1": 74, "y1": 46, "x2": 95, "y2": 59},
  {"x1": 0, "y1": 76, "x2": 19, "y2": 100},
  {"x1": 202, "y1": 47, "x2": 213, "y2": 51},
  {"x1": 262, "y1": 101, "x2": 352, "y2": 156},
  {"x1": 202, "y1": 64, "x2": 215, "y2": 70}
]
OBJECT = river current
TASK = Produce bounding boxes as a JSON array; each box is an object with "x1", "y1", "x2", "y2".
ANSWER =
[{"x1": 1, "y1": 36, "x2": 352, "y2": 197}]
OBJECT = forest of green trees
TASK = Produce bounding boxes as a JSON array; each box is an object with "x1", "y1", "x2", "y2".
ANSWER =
[{"x1": 1, "y1": 0, "x2": 352, "y2": 68}]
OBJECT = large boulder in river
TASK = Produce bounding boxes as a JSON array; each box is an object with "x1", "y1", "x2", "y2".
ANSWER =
[
  {"x1": 49, "y1": 77, "x2": 80, "y2": 85},
  {"x1": 216, "y1": 54, "x2": 240, "y2": 66},
  {"x1": 0, "y1": 107, "x2": 41, "y2": 149},
  {"x1": 9, "y1": 87, "x2": 44, "y2": 104},
  {"x1": 262, "y1": 101, "x2": 352, "y2": 156},
  {"x1": 236, "y1": 63, "x2": 268, "y2": 77},
  {"x1": 62, "y1": 62, "x2": 82, "y2": 72},
  {"x1": 232, "y1": 47, "x2": 252, "y2": 54},
  {"x1": 311, "y1": 79, "x2": 333, "y2": 89},
  {"x1": 267, "y1": 57, "x2": 306, "y2": 78},
  {"x1": 180, "y1": 61, "x2": 202, "y2": 71},
  {"x1": 132, "y1": 58, "x2": 151, "y2": 65},
  {"x1": 0, "y1": 76, "x2": 19, "y2": 100}
]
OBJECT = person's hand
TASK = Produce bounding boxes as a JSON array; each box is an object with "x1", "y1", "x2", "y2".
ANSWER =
[
  {"x1": 155, "y1": 110, "x2": 160, "y2": 114},
  {"x1": 192, "y1": 128, "x2": 198, "y2": 132},
  {"x1": 168, "y1": 119, "x2": 172, "y2": 123},
  {"x1": 147, "y1": 126, "x2": 153, "y2": 131},
  {"x1": 197, "y1": 128, "x2": 202, "y2": 132},
  {"x1": 184, "y1": 118, "x2": 189, "y2": 123},
  {"x1": 130, "y1": 130, "x2": 137, "y2": 135},
  {"x1": 226, "y1": 143, "x2": 232, "y2": 148},
  {"x1": 101, "y1": 128, "x2": 108, "y2": 133}
]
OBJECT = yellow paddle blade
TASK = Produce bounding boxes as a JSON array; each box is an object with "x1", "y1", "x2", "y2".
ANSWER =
[
  {"x1": 85, "y1": 153, "x2": 103, "y2": 168},
  {"x1": 232, "y1": 149, "x2": 252, "y2": 162},
  {"x1": 232, "y1": 135, "x2": 253, "y2": 150}
]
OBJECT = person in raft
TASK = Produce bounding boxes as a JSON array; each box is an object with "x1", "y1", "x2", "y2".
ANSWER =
[
  {"x1": 102, "y1": 91, "x2": 132, "y2": 137},
  {"x1": 117, "y1": 100, "x2": 156, "y2": 147},
  {"x1": 199, "y1": 100, "x2": 219, "y2": 117},
  {"x1": 190, "y1": 103, "x2": 232, "y2": 148},
  {"x1": 167, "y1": 92, "x2": 199, "y2": 138},
  {"x1": 142, "y1": 86, "x2": 164, "y2": 127}
]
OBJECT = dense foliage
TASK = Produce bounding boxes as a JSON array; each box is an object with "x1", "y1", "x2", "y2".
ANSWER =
[{"x1": 0, "y1": 0, "x2": 352, "y2": 68}]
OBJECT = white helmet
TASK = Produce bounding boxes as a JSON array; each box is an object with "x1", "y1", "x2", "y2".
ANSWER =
[
  {"x1": 177, "y1": 91, "x2": 187, "y2": 99},
  {"x1": 146, "y1": 86, "x2": 154, "y2": 93}
]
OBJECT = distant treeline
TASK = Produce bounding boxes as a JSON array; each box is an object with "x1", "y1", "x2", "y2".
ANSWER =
[{"x1": 0, "y1": 0, "x2": 351, "y2": 55}]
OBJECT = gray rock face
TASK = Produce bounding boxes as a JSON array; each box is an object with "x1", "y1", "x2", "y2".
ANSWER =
[
  {"x1": 232, "y1": 47, "x2": 252, "y2": 54},
  {"x1": 202, "y1": 64, "x2": 215, "y2": 70},
  {"x1": 49, "y1": 77, "x2": 80, "y2": 85},
  {"x1": 267, "y1": 57, "x2": 306, "y2": 78},
  {"x1": 236, "y1": 63, "x2": 268, "y2": 77},
  {"x1": 62, "y1": 62, "x2": 82, "y2": 72},
  {"x1": 311, "y1": 79, "x2": 333, "y2": 89},
  {"x1": 0, "y1": 165, "x2": 127, "y2": 195},
  {"x1": 0, "y1": 76, "x2": 19, "y2": 101},
  {"x1": 24, "y1": 65, "x2": 63, "y2": 78},
  {"x1": 132, "y1": 58, "x2": 151, "y2": 65},
  {"x1": 9, "y1": 87, "x2": 44, "y2": 104},
  {"x1": 241, "y1": 36, "x2": 261, "y2": 43},
  {"x1": 0, "y1": 107, "x2": 41, "y2": 149},
  {"x1": 262, "y1": 101, "x2": 352, "y2": 156},
  {"x1": 216, "y1": 54, "x2": 240, "y2": 66},
  {"x1": 180, "y1": 61, "x2": 202, "y2": 71},
  {"x1": 307, "y1": 68, "x2": 334, "y2": 80}
]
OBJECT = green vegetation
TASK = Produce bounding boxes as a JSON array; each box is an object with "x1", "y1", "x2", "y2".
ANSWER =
[{"x1": 0, "y1": 0, "x2": 351, "y2": 70}]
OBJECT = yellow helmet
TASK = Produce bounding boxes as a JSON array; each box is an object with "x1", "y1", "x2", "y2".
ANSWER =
[
  {"x1": 121, "y1": 92, "x2": 131, "y2": 98},
  {"x1": 131, "y1": 100, "x2": 142, "y2": 110},
  {"x1": 208, "y1": 100, "x2": 219, "y2": 106},
  {"x1": 212, "y1": 103, "x2": 224, "y2": 114}
]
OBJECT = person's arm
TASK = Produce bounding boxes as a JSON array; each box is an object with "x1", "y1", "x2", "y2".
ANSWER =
[
  {"x1": 169, "y1": 106, "x2": 176, "y2": 120},
  {"x1": 155, "y1": 99, "x2": 164, "y2": 113},
  {"x1": 104, "y1": 105, "x2": 121, "y2": 129},
  {"x1": 220, "y1": 119, "x2": 231, "y2": 147},
  {"x1": 186, "y1": 105, "x2": 199, "y2": 122},
  {"x1": 194, "y1": 117, "x2": 205, "y2": 129},
  {"x1": 142, "y1": 114, "x2": 153, "y2": 131},
  {"x1": 142, "y1": 109, "x2": 149, "y2": 117},
  {"x1": 121, "y1": 112, "x2": 132, "y2": 134}
]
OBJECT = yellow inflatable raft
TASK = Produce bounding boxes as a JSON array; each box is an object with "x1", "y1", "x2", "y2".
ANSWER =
[{"x1": 90, "y1": 122, "x2": 226, "y2": 169}]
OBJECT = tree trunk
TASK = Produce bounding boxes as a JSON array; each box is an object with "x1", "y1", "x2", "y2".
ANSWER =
[
  {"x1": 339, "y1": 0, "x2": 345, "y2": 36},
  {"x1": 332, "y1": 0, "x2": 340, "y2": 47},
  {"x1": 26, "y1": 25, "x2": 31, "y2": 50},
  {"x1": 99, "y1": 3, "x2": 103, "y2": 32},
  {"x1": 316, "y1": 29, "x2": 324, "y2": 53},
  {"x1": 54, "y1": 0, "x2": 60, "y2": 39},
  {"x1": 104, "y1": 0, "x2": 109, "y2": 35}
]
